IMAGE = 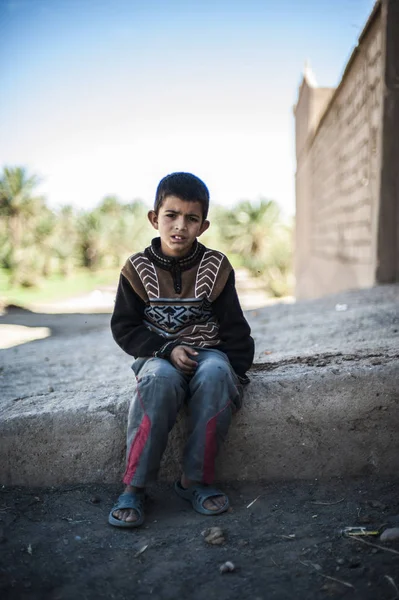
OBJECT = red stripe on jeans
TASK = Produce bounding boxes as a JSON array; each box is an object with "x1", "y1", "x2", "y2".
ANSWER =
[
  {"x1": 123, "y1": 379, "x2": 151, "y2": 485},
  {"x1": 123, "y1": 414, "x2": 151, "y2": 484},
  {"x1": 203, "y1": 401, "x2": 231, "y2": 484}
]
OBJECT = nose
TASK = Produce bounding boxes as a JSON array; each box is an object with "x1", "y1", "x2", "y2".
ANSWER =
[{"x1": 174, "y1": 217, "x2": 187, "y2": 230}]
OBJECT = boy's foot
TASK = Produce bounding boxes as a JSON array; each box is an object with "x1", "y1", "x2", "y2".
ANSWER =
[
  {"x1": 112, "y1": 507, "x2": 140, "y2": 523},
  {"x1": 108, "y1": 485, "x2": 145, "y2": 528},
  {"x1": 181, "y1": 475, "x2": 227, "y2": 510},
  {"x1": 176, "y1": 475, "x2": 229, "y2": 515}
]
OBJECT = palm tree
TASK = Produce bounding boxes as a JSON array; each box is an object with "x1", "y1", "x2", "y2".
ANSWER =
[
  {"x1": 98, "y1": 197, "x2": 151, "y2": 267},
  {"x1": 122, "y1": 199, "x2": 151, "y2": 254},
  {"x1": 54, "y1": 205, "x2": 79, "y2": 277},
  {"x1": 0, "y1": 166, "x2": 44, "y2": 284},
  {"x1": 219, "y1": 198, "x2": 281, "y2": 258},
  {"x1": 97, "y1": 195, "x2": 126, "y2": 267},
  {"x1": 32, "y1": 203, "x2": 57, "y2": 277},
  {"x1": 217, "y1": 198, "x2": 293, "y2": 297},
  {"x1": 76, "y1": 210, "x2": 104, "y2": 270}
]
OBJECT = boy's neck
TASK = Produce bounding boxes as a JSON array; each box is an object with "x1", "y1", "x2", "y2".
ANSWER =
[
  {"x1": 154, "y1": 237, "x2": 198, "y2": 260},
  {"x1": 146, "y1": 238, "x2": 205, "y2": 271}
]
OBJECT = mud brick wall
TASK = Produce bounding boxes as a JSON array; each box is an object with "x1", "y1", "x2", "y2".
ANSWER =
[
  {"x1": 294, "y1": 2, "x2": 396, "y2": 299},
  {"x1": 310, "y1": 17, "x2": 383, "y2": 266}
]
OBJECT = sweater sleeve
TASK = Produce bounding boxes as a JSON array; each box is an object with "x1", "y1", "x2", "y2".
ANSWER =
[
  {"x1": 212, "y1": 269, "x2": 254, "y2": 378},
  {"x1": 111, "y1": 273, "x2": 171, "y2": 358}
]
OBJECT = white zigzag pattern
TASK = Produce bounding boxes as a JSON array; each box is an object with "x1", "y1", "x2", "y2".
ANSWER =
[
  {"x1": 184, "y1": 334, "x2": 217, "y2": 342},
  {"x1": 195, "y1": 251, "x2": 224, "y2": 298},
  {"x1": 130, "y1": 255, "x2": 160, "y2": 298},
  {"x1": 190, "y1": 323, "x2": 218, "y2": 334},
  {"x1": 183, "y1": 323, "x2": 219, "y2": 342}
]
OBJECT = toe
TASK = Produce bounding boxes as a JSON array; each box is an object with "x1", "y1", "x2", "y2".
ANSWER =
[
  {"x1": 112, "y1": 508, "x2": 138, "y2": 522},
  {"x1": 203, "y1": 495, "x2": 227, "y2": 511},
  {"x1": 213, "y1": 496, "x2": 225, "y2": 509},
  {"x1": 125, "y1": 509, "x2": 138, "y2": 522}
]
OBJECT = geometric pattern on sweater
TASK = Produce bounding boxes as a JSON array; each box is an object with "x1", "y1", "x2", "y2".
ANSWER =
[
  {"x1": 179, "y1": 320, "x2": 220, "y2": 347},
  {"x1": 195, "y1": 250, "x2": 224, "y2": 299},
  {"x1": 124, "y1": 243, "x2": 232, "y2": 349},
  {"x1": 143, "y1": 297, "x2": 213, "y2": 334},
  {"x1": 130, "y1": 254, "x2": 159, "y2": 299},
  {"x1": 144, "y1": 305, "x2": 220, "y2": 347}
]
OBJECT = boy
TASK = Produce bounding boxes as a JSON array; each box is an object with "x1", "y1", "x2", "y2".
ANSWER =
[{"x1": 109, "y1": 172, "x2": 254, "y2": 527}]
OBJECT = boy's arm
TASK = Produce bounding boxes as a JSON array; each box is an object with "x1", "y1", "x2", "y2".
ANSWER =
[
  {"x1": 212, "y1": 269, "x2": 254, "y2": 380},
  {"x1": 111, "y1": 274, "x2": 177, "y2": 358}
]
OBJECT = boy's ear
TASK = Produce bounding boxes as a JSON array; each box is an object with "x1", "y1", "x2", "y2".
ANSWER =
[
  {"x1": 148, "y1": 210, "x2": 159, "y2": 230},
  {"x1": 199, "y1": 219, "x2": 210, "y2": 235}
]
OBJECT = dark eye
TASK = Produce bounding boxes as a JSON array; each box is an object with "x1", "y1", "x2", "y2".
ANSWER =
[{"x1": 189, "y1": 216, "x2": 199, "y2": 222}]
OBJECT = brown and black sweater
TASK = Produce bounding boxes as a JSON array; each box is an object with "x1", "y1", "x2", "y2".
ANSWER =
[{"x1": 111, "y1": 237, "x2": 254, "y2": 381}]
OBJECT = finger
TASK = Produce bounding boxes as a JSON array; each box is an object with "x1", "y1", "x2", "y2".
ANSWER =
[
  {"x1": 181, "y1": 356, "x2": 198, "y2": 368},
  {"x1": 177, "y1": 358, "x2": 196, "y2": 372},
  {"x1": 178, "y1": 364, "x2": 195, "y2": 373},
  {"x1": 183, "y1": 347, "x2": 199, "y2": 356}
]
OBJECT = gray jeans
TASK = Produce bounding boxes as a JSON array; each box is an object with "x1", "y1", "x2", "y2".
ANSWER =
[{"x1": 123, "y1": 348, "x2": 243, "y2": 487}]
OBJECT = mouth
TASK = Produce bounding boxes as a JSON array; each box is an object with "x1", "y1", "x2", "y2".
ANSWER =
[{"x1": 171, "y1": 235, "x2": 186, "y2": 242}]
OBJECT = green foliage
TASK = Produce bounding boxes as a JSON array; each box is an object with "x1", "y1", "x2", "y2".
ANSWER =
[
  {"x1": 53, "y1": 205, "x2": 79, "y2": 276},
  {"x1": 0, "y1": 166, "x2": 46, "y2": 285},
  {"x1": 0, "y1": 267, "x2": 120, "y2": 306},
  {"x1": 0, "y1": 166, "x2": 293, "y2": 299},
  {"x1": 212, "y1": 198, "x2": 294, "y2": 297}
]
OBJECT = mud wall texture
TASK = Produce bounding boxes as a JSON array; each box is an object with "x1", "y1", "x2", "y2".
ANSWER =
[{"x1": 295, "y1": 0, "x2": 399, "y2": 299}]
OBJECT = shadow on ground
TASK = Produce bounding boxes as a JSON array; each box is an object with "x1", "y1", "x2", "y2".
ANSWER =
[
  {"x1": 1, "y1": 306, "x2": 110, "y2": 339},
  {"x1": 1, "y1": 478, "x2": 398, "y2": 600}
]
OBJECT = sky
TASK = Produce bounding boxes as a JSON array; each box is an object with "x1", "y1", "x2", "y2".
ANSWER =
[{"x1": 0, "y1": 0, "x2": 376, "y2": 216}]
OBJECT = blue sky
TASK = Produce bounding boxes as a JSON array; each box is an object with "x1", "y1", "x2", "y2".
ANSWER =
[{"x1": 0, "y1": 0, "x2": 376, "y2": 215}]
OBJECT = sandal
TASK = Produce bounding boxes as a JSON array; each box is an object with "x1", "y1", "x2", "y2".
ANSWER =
[
  {"x1": 174, "y1": 480, "x2": 229, "y2": 516},
  {"x1": 108, "y1": 491, "x2": 145, "y2": 528}
]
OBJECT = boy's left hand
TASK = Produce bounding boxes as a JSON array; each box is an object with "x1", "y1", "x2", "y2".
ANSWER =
[{"x1": 170, "y1": 346, "x2": 198, "y2": 374}]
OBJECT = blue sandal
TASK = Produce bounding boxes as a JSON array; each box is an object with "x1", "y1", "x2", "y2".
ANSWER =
[
  {"x1": 174, "y1": 480, "x2": 229, "y2": 515},
  {"x1": 108, "y1": 491, "x2": 145, "y2": 528}
]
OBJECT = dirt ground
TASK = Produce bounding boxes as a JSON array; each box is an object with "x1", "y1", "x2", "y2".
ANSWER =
[
  {"x1": 1, "y1": 294, "x2": 399, "y2": 599},
  {"x1": 1, "y1": 478, "x2": 399, "y2": 600}
]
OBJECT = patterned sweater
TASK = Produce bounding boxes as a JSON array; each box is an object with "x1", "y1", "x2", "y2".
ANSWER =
[{"x1": 111, "y1": 238, "x2": 254, "y2": 379}]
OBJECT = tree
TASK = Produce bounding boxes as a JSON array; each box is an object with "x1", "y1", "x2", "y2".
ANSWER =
[
  {"x1": 219, "y1": 199, "x2": 281, "y2": 256},
  {"x1": 53, "y1": 205, "x2": 78, "y2": 277},
  {"x1": 32, "y1": 203, "x2": 57, "y2": 277},
  {"x1": 96, "y1": 195, "x2": 127, "y2": 267},
  {"x1": 216, "y1": 198, "x2": 294, "y2": 297},
  {"x1": 97, "y1": 197, "x2": 151, "y2": 267},
  {"x1": 0, "y1": 166, "x2": 44, "y2": 284},
  {"x1": 76, "y1": 210, "x2": 104, "y2": 270}
]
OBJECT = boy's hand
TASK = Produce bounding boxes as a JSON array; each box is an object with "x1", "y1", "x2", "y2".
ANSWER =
[{"x1": 170, "y1": 346, "x2": 198, "y2": 373}]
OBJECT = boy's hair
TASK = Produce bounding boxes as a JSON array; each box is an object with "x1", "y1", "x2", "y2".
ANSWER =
[{"x1": 154, "y1": 172, "x2": 210, "y2": 220}]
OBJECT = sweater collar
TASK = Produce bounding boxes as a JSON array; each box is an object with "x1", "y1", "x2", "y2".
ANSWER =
[{"x1": 144, "y1": 237, "x2": 205, "y2": 272}]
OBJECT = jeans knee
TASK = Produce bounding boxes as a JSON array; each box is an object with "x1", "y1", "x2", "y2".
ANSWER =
[
  {"x1": 136, "y1": 358, "x2": 185, "y2": 402},
  {"x1": 138, "y1": 358, "x2": 179, "y2": 381},
  {"x1": 197, "y1": 356, "x2": 232, "y2": 383}
]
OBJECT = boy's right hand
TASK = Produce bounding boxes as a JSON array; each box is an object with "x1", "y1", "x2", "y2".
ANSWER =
[{"x1": 170, "y1": 345, "x2": 198, "y2": 374}]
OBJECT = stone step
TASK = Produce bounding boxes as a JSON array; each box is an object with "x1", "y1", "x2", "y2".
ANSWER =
[
  {"x1": 1, "y1": 357, "x2": 398, "y2": 486},
  {"x1": 1, "y1": 284, "x2": 398, "y2": 486}
]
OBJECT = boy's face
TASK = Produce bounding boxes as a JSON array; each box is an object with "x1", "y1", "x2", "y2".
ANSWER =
[{"x1": 148, "y1": 195, "x2": 209, "y2": 258}]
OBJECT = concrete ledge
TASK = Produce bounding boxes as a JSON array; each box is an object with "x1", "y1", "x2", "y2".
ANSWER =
[
  {"x1": 1, "y1": 359, "x2": 398, "y2": 486},
  {"x1": 1, "y1": 284, "x2": 398, "y2": 486},
  {"x1": 228, "y1": 361, "x2": 399, "y2": 480}
]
